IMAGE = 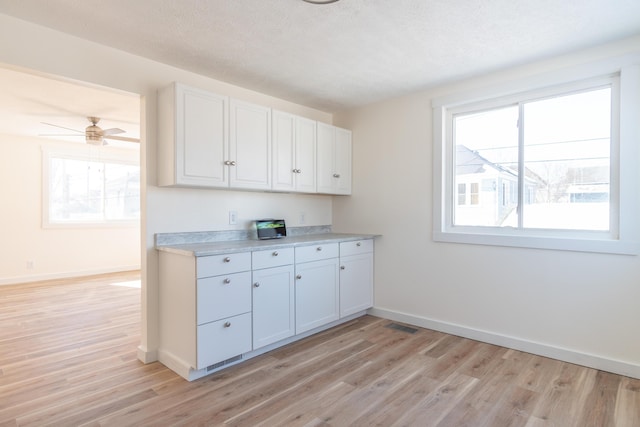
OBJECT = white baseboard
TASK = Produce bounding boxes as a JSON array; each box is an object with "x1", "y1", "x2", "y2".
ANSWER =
[
  {"x1": 0, "y1": 265, "x2": 141, "y2": 286},
  {"x1": 137, "y1": 345, "x2": 158, "y2": 364},
  {"x1": 368, "y1": 307, "x2": 640, "y2": 380}
]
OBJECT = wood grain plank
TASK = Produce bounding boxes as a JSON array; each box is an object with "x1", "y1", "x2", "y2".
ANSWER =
[{"x1": 1, "y1": 272, "x2": 638, "y2": 426}]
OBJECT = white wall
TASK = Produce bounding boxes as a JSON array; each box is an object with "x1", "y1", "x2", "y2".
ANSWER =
[
  {"x1": 0, "y1": 134, "x2": 140, "y2": 284},
  {"x1": 333, "y1": 36, "x2": 640, "y2": 378},
  {"x1": 0, "y1": 14, "x2": 333, "y2": 361}
]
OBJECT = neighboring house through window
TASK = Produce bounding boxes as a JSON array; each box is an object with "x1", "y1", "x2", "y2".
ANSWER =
[{"x1": 432, "y1": 59, "x2": 640, "y2": 254}]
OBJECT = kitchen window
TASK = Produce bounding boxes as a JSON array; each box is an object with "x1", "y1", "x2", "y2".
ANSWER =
[
  {"x1": 432, "y1": 61, "x2": 640, "y2": 254},
  {"x1": 43, "y1": 148, "x2": 140, "y2": 226}
]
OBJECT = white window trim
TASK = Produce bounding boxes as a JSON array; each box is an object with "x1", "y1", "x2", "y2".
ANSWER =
[
  {"x1": 432, "y1": 56, "x2": 640, "y2": 255},
  {"x1": 42, "y1": 146, "x2": 140, "y2": 228}
]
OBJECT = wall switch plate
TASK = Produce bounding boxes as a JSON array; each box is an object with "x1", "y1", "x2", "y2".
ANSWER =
[
  {"x1": 229, "y1": 211, "x2": 238, "y2": 225},
  {"x1": 299, "y1": 212, "x2": 306, "y2": 225}
]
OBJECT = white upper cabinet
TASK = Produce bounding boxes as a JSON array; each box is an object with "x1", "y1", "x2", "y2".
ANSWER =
[
  {"x1": 317, "y1": 122, "x2": 352, "y2": 195},
  {"x1": 157, "y1": 82, "x2": 229, "y2": 188},
  {"x1": 229, "y1": 99, "x2": 272, "y2": 190},
  {"x1": 272, "y1": 111, "x2": 317, "y2": 193},
  {"x1": 158, "y1": 82, "x2": 352, "y2": 195}
]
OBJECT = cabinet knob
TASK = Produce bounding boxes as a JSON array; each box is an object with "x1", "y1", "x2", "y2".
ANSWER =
[
  {"x1": 223, "y1": 278, "x2": 231, "y2": 284},
  {"x1": 333, "y1": 173, "x2": 341, "y2": 178},
  {"x1": 316, "y1": 247, "x2": 322, "y2": 251},
  {"x1": 230, "y1": 161, "x2": 236, "y2": 166},
  {"x1": 296, "y1": 169, "x2": 302, "y2": 173},
  {"x1": 340, "y1": 265, "x2": 346, "y2": 270},
  {"x1": 224, "y1": 160, "x2": 231, "y2": 166},
  {"x1": 223, "y1": 257, "x2": 231, "y2": 263},
  {"x1": 224, "y1": 322, "x2": 231, "y2": 328},
  {"x1": 356, "y1": 242, "x2": 361, "y2": 247},
  {"x1": 272, "y1": 251, "x2": 279, "y2": 256},
  {"x1": 254, "y1": 282, "x2": 260, "y2": 288},
  {"x1": 296, "y1": 274, "x2": 302, "y2": 280}
]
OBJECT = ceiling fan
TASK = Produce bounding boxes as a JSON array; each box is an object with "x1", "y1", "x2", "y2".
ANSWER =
[{"x1": 41, "y1": 116, "x2": 139, "y2": 145}]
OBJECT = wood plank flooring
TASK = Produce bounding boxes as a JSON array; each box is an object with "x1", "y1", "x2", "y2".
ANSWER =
[{"x1": 1, "y1": 272, "x2": 639, "y2": 426}]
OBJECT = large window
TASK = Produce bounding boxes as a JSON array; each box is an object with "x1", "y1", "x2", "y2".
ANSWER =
[
  {"x1": 453, "y1": 86, "x2": 611, "y2": 230},
  {"x1": 433, "y1": 62, "x2": 640, "y2": 254},
  {"x1": 43, "y1": 149, "x2": 140, "y2": 226}
]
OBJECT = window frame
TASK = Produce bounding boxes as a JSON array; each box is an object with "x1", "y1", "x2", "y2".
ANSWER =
[
  {"x1": 42, "y1": 146, "x2": 140, "y2": 228},
  {"x1": 432, "y1": 59, "x2": 640, "y2": 255}
]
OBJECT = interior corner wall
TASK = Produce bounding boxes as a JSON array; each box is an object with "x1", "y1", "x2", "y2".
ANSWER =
[
  {"x1": 0, "y1": 13, "x2": 333, "y2": 361},
  {"x1": 332, "y1": 36, "x2": 640, "y2": 378},
  {"x1": 0, "y1": 134, "x2": 140, "y2": 284}
]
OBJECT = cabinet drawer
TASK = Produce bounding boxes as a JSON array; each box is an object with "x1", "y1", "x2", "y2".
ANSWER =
[
  {"x1": 197, "y1": 252, "x2": 251, "y2": 278},
  {"x1": 340, "y1": 239, "x2": 374, "y2": 256},
  {"x1": 252, "y1": 247, "x2": 294, "y2": 270},
  {"x1": 197, "y1": 271, "x2": 251, "y2": 325},
  {"x1": 196, "y1": 313, "x2": 252, "y2": 369},
  {"x1": 295, "y1": 243, "x2": 339, "y2": 263}
]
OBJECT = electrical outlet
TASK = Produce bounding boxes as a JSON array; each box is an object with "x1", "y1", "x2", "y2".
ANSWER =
[
  {"x1": 229, "y1": 210, "x2": 238, "y2": 225},
  {"x1": 299, "y1": 212, "x2": 306, "y2": 225},
  {"x1": 26, "y1": 260, "x2": 34, "y2": 270}
]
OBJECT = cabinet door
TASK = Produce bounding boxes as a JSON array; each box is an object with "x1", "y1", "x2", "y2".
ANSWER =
[
  {"x1": 252, "y1": 265, "x2": 295, "y2": 349},
  {"x1": 316, "y1": 123, "x2": 352, "y2": 195},
  {"x1": 158, "y1": 83, "x2": 228, "y2": 188},
  {"x1": 316, "y1": 122, "x2": 335, "y2": 194},
  {"x1": 334, "y1": 127, "x2": 352, "y2": 195},
  {"x1": 229, "y1": 99, "x2": 271, "y2": 190},
  {"x1": 295, "y1": 116, "x2": 317, "y2": 193},
  {"x1": 339, "y1": 253, "x2": 373, "y2": 317},
  {"x1": 295, "y1": 258, "x2": 339, "y2": 334},
  {"x1": 272, "y1": 111, "x2": 296, "y2": 191}
]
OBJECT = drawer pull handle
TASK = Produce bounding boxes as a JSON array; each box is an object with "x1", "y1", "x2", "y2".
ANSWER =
[
  {"x1": 254, "y1": 282, "x2": 260, "y2": 288},
  {"x1": 296, "y1": 274, "x2": 302, "y2": 280},
  {"x1": 224, "y1": 322, "x2": 231, "y2": 328},
  {"x1": 356, "y1": 242, "x2": 361, "y2": 247},
  {"x1": 333, "y1": 173, "x2": 341, "y2": 178},
  {"x1": 272, "y1": 251, "x2": 279, "y2": 256},
  {"x1": 223, "y1": 257, "x2": 231, "y2": 263},
  {"x1": 316, "y1": 247, "x2": 322, "y2": 251},
  {"x1": 223, "y1": 278, "x2": 231, "y2": 284},
  {"x1": 340, "y1": 265, "x2": 346, "y2": 270}
]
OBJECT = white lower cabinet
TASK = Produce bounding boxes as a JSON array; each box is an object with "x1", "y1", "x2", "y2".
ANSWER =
[
  {"x1": 295, "y1": 244, "x2": 340, "y2": 334},
  {"x1": 252, "y1": 265, "x2": 295, "y2": 349},
  {"x1": 158, "y1": 237, "x2": 374, "y2": 380},
  {"x1": 339, "y1": 240, "x2": 374, "y2": 317}
]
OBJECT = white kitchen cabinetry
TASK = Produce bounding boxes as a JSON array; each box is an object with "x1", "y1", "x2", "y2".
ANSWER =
[
  {"x1": 295, "y1": 243, "x2": 340, "y2": 334},
  {"x1": 317, "y1": 122, "x2": 352, "y2": 195},
  {"x1": 157, "y1": 82, "x2": 229, "y2": 188},
  {"x1": 272, "y1": 110, "x2": 317, "y2": 193},
  {"x1": 229, "y1": 99, "x2": 272, "y2": 190},
  {"x1": 339, "y1": 240, "x2": 374, "y2": 317},
  {"x1": 159, "y1": 251, "x2": 252, "y2": 372},
  {"x1": 158, "y1": 235, "x2": 374, "y2": 380},
  {"x1": 252, "y1": 248, "x2": 295, "y2": 349},
  {"x1": 157, "y1": 83, "x2": 272, "y2": 191}
]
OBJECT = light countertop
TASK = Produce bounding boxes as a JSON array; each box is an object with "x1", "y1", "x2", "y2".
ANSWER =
[{"x1": 156, "y1": 233, "x2": 378, "y2": 257}]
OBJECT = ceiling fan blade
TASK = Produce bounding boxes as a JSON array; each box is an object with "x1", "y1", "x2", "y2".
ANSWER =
[
  {"x1": 41, "y1": 122, "x2": 84, "y2": 134},
  {"x1": 39, "y1": 133, "x2": 84, "y2": 137},
  {"x1": 102, "y1": 127, "x2": 125, "y2": 136},
  {"x1": 104, "y1": 135, "x2": 140, "y2": 143}
]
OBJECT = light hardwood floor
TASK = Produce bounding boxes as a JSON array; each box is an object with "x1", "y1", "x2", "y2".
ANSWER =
[{"x1": 0, "y1": 271, "x2": 638, "y2": 426}]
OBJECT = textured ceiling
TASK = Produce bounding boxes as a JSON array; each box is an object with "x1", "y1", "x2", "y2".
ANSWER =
[{"x1": 1, "y1": 0, "x2": 640, "y2": 112}]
